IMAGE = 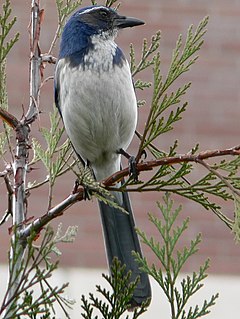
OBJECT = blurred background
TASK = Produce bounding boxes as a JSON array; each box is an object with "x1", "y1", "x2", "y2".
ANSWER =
[{"x1": 0, "y1": 0, "x2": 240, "y2": 318}]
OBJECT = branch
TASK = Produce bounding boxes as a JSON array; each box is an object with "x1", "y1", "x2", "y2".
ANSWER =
[
  {"x1": 196, "y1": 158, "x2": 240, "y2": 197},
  {"x1": 104, "y1": 145, "x2": 240, "y2": 186},
  {"x1": 18, "y1": 144, "x2": 240, "y2": 237},
  {"x1": 0, "y1": 107, "x2": 18, "y2": 128},
  {"x1": 0, "y1": 168, "x2": 13, "y2": 226},
  {"x1": 25, "y1": 0, "x2": 43, "y2": 123},
  {"x1": 3, "y1": 1, "x2": 42, "y2": 316},
  {"x1": 20, "y1": 188, "x2": 84, "y2": 238},
  {"x1": 41, "y1": 54, "x2": 57, "y2": 64}
]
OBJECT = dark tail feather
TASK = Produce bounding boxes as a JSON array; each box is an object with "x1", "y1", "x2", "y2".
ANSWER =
[{"x1": 98, "y1": 191, "x2": 151, "y2": 307}]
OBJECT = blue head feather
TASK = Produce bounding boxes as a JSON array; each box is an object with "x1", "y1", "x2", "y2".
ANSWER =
[
  {"x1": 59, "y1": 6, "x2": 118, "y2": 60},
  {"x1": 55, "y1": 5, "x2": 144, "y2": 106}
]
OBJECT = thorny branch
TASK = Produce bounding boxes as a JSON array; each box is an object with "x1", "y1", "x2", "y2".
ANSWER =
[
  {"x1": 3, "y1": 0, "x2": 43, "y2": 315},
  {"x1": 25, "y1": 0, "x2": 43, "y2": 123},
  {"x1": 0, "y1": 168, "x2": 13, "y2": 226}
]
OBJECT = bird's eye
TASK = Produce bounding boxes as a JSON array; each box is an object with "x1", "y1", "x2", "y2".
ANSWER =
[{"x1": 99, "y1": 10, "x2": 108, "y2": 18}]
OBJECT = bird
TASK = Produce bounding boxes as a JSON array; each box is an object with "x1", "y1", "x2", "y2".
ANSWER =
[{"x1": 54, "y1": 5, "x2": 151, "y2": 307}]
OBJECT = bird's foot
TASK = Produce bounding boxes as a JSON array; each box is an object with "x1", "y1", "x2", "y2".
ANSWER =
[
  {"x1": 139, "y1": 149, "x2": 147, "y2": 160},
  {"x1": 72, "y1": 179, "x2": 80, "y2": 194},
  {"x1": 128, "y1": 156, "x2": 138, "y2": 181},
  {"x1": 118, "y1": 148, "x2": 139, "y2": 181},
  {"x1": 72, "y1": 179, "x2": 92, "y2": 200}
]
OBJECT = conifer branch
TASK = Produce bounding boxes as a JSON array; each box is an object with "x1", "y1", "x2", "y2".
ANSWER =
[
  {"x1": 18, "y1": 144, "x2": 239, "y2": 237},
  {"x1": 134, "y1": 195, "x2": 219, "y2": 319},
  {"x1": 104, "y1": 144, "x2": 240, "y2": 185}
]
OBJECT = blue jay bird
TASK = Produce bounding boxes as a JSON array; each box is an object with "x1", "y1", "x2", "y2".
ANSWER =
[{"x1": 54, "y1": 5, "x2": 151, "y2": 306}]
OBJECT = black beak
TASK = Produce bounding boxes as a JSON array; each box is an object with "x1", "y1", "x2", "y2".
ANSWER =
[{"x1": 113, "y1": 14, "x2": 145, "y2": 29}]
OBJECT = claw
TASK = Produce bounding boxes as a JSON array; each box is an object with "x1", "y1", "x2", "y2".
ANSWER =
[
  {"x1": 72, "y1": 179, "x2": 80, "y2": 194},
  {"x1": 140, "y1": 149, "x2": 147, "y2": 160},
  {"x1": 117, "y1": 148, "x2": 139, "y2": 181},
  {"x1": 128, "y1": 155, "x2": 139, "y2": 181},
  {"x1": 72, "y1": 179, "x2": 91, "y2": 200},
  {"x1": 82, "y1": 185, "x2": 92, "y2": 200}
]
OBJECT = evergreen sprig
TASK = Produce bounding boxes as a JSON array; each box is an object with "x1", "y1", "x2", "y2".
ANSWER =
[
  {"x1": 30, "y1": 110, "x2": 75, "y2": 207},
  {"x1": 1, "y1": 226, "x2": 77, "y2": 318},
  {"x1": 130, "y1": 31, "x2": 161, "y2": 77},
  {"x1": 90, "y1": 1, "x2": 119, "y2": 8},
  {"x1": 134, "y1": 194, "x2": 219, "y2": 319},
  {"x1": 123, "y1": 143, "x2": 232, "y2": 213},
  {"x1": 71, "y1": 163, "x2": 129, "y2": 214},
  {"x1": 0, "y1": 0, "x2": 18, "y2": 160},
  {"x1": 137, "y1": 16, "x2": 209, "y2": 155},
  {"x1": 81, "y1": 258, "x2": 148, "y2": 319},
  {"x1": 0, "y1": 0, "x2": 19, "y2": 64},
  {"x1": 117, "y1": 15, "x2": 238, "y2": 219},
  {"x1": 55, "y1": 0, "x2": 82, "y2": 37}
]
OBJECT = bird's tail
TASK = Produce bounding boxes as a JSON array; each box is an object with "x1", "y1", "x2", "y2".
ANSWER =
[{"x1": 98, "y1": 190, "x2": 151, "y2": 307}]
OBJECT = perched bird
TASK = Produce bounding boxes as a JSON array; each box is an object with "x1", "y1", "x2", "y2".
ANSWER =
[{"x1": 54, "y1": 5, "x2": 151, "y2": 306}]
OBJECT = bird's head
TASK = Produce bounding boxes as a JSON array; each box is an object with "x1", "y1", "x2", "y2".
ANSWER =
[
  {"x1": 59, "y1": 6, "x2": 144, "y2": 58},
  {"x1": 69, "y1": 5, "x2": 144, "y2": 35}
]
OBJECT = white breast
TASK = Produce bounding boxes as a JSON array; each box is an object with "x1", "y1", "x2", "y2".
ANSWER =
[{"x1": 56, "y1": 43, "x2": 137, "y2": 180}]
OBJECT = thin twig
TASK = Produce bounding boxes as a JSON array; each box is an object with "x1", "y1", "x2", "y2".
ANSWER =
[
  {"x1": 0, "y1": 168, "x2": 14, "y2": 225},
  {"x1": 0, "y1": 107, "x2": 19, "y2": 128},
  {"x1": 197, "y1": 158, "x2": 240, "y2": 197},
  {"x1": 48, "y1": 24, "x2": 61, "y2": 55},
  {"x1": 20, "y1": 190, "x2": 84, "y2": 238}
]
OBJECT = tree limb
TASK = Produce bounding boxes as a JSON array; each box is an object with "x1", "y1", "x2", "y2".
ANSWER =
[{"x1": 18, "y1": 144, "x2": 240, "y2": 237}]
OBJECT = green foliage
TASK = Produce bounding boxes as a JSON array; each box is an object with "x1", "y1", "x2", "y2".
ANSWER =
[
  {"x1": 233, "y1": 195, "x2": 240, "y2": 242},
  {"x1": 0, "y1": 0, "x2": 19, "y2": 107},
  {"x1": 1, "y1": 225, "x2": 77, "y2": 318},
  {"x1": 55, "y1": 0, "x2": 82, "y2": 34},
  {"x1": 90, "y1": 0, "x2": 119, "y2": 7},
  {"x1": 134, "y1": 194, "x2": 219, "y2": 319},
  {"x1": 81, "y1": 258, "x2": 148, "y2": 319},
  {"x1": 29, "y1": 110, "x2": 75, "y2": 207},
  {"x1": 118, "y1": 15, "x2": 239, "y2": 223},
  {"x1": 130, "y1": 31, "x2": 161, "y2": 77},
  {"x1": 0, "y1": 0, "x2": 18, "y2": 159},
  {"x1": 0, "y1": 124, "x2": 10, "y2": 159},
  {"x1": 31, "y1": 110, "x2": 71, "y2": 183},
  {"x1": 0, "y1": 0, "x2": 19, "y2": 65},
  {"x1": 72, "y1": 163, "x2": 129, "y2": 214},
  {"x1": 132, "y1": 16, "x2": 209, "y2": 153}
]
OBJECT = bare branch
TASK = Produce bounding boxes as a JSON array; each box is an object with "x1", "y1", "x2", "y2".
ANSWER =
[
  {"x1": 25, "y1": 0, "x2": 42, "y2": 123},
  {"x1": 0, "y1": 107, "x2": 18, "y2": 128},
  {"x1": 41, "y1": 54, "x2": 57, "y2": 64},
  {"x1": 20, "y1": 188, "x2": 84, "y2": 238},
  {"x1": 4, "y1": 1, "x2": 43, "y2": 315},
  {"x1": 0, "y1": 168, "x2": 13, "y2": 225}
]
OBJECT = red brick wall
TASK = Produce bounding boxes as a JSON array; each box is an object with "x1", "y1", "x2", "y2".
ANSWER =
[{"x1": 1, "y1": 0, "x2": 240, "y2": 274}]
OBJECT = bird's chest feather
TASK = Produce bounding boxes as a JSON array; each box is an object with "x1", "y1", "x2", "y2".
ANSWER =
[{"x1": 57, "y1": 42, "x2": 137, "y2": 164}]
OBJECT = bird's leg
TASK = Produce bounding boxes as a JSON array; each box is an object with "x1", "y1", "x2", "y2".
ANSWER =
[
  {"x1": 73, "y1": 160, "x2": 94, "y2": 200},
  {"x1": 118, "y1": 148, "x2": 139, "y2": 181},
  {"x1": 72, "y1": 177, "x2": 92, "y2": 200},
  {"x1": 72, "y1": 179, "x2": 80, "y2": 194}
]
